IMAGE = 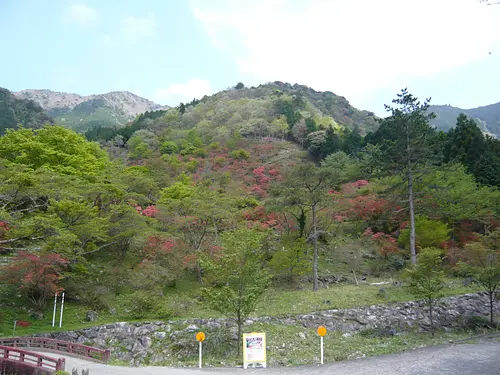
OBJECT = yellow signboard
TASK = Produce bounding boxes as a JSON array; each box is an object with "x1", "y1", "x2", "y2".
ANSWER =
[{"x1": 242, "y1": 332, "x2": 267, "y2": 369}]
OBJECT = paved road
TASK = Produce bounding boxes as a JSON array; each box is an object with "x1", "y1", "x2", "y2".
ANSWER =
[{"x1": 49, "y1": 341, "x2": 500, "y2": 375}]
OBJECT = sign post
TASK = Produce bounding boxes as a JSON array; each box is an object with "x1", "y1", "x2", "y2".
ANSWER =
[
  {"x1": 242, "y1": 332, "x2": 267, "y2": 369},
  {"x1": 317, "y1": 325, "x2": 327, "y2": 365},
  {"x1": 196, "y1": 331, "x2": 205, "y2": 368}
]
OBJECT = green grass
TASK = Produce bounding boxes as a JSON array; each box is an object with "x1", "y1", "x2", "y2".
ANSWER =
[
  {"x1": 163, "y1": 276, "x2": 480, "y2": 319},
  {"x1": 254, "y1": 278, "x2": 480, "y2": 316},
  {"x1": 0, "y1": 277, "x2": 480, "y2": 337}
]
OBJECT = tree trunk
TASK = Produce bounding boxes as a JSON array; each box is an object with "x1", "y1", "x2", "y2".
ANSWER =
[
  {"x1": 298, "y1": 209, "x2": 306, "y2": 239},
  {"x1": 407, "y1": 127, "x2": 417, "y2": 265},
  {"x1": 237, "y1": 313, "x2": 242, "y2": 356},
  {"x1": 429, "y1": 299, "x2": 435, "y2": 336},
  {"x1": 312, "y1": 204, "x2": 319, "y2": 292},
  {"x1": 489, "y1": 290, "x2": 494, "y2": 326},
  {"x1": 196, "y1": 261, "x2": 203, "y2": 284}
]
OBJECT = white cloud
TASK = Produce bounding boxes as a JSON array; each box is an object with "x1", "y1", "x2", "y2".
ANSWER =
[
  {"x1": 191, "y1": 0, "x2": 500, "y2": 109},
  {"x1": 155, "y1": 79, "x2": 211, "y2": 105},
  {"x1": 64, "y1": 4, "x2": 97, "y2": 25},
  {"x1": 121, "y1": 15, "x2": 155, "y2": 43}
]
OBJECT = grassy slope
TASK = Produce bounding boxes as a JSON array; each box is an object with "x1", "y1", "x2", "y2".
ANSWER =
[{"x1": 0, "y1": 278, "x2": 480, "y2": 338}]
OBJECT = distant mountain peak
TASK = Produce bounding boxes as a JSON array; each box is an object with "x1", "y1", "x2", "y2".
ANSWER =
[{"x1": 13, "y1": 89, "x2": 169, "y2": 132}]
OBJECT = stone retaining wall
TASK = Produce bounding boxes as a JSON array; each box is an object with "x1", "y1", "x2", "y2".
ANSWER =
[{"x1": 34, "y1": 292, "x2": 499, "y2": 365}]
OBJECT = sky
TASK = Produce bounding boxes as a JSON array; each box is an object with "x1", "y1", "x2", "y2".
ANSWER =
[{"x1": 1, "y1": 0, "x2": 499, "y2": 116}]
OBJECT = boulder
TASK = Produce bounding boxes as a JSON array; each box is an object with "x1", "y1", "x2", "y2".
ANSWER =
[{"x1": 86, "y1": 310, "x2": 98, "y2": 322}]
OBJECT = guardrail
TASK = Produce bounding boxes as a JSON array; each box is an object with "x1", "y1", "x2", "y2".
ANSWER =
[
  {"x1": 0, "y1": 337, "x2": 111, "y2": 362},
  {"x1": 0, "y1": 345, "x2": 65, "y2": 372}
]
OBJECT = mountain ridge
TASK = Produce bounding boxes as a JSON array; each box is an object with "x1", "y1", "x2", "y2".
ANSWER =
[
  {"x1": 13, "y1": 89, "x2": 169, "y2": 132},
  {"x1": 429, "y1": 101, "x2": 500, "y2": 138}
]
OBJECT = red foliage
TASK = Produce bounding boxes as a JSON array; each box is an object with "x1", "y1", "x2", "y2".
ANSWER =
[
  {"x1": 0, "y1": 220, "x2": 10, "y2": 239},
  {"x1": 248, "y1": 184, "x2": 267, "y2": 198},
  {"x1": 1, "y1": 252, "x2": 68, "y2": 310},
  {"x1": 144, "y1": 236, "x2": 178, "y2": 257},
  {"x1": 243, "y1": 205, "x2": 281, "y2": 230},
  {"x1": 455, "y1": 221, "x2": 478, "y2": 246},
  {"x1": 141, "y1": 205, "x2": 160, "y2": 217},
  {"x1": 344, "y1": 195, "x2": 389, "y2": 221},
  {"x1": 363, "y1": 227, "x2": 399, "y2": 256},
  {"x1": 132, "y1": 204, "x2": 160, "y2": 218},
  {"x1": 352, "y1": 180, "x2": 369, "y2": 189},
  {"x1": 183, "y1": 254, "x2": 198, "y2": 267}
]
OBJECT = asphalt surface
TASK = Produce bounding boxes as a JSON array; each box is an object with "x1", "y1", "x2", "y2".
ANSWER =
[{"x1": 38, "y1": 341, "x2": 500, "y2": 375}]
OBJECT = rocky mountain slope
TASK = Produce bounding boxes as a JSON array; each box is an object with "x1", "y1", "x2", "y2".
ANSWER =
[
  {"x1": 14, "y1": 89, "x2": 168, "y2": 131},
  {"x1": 0, "y1": 87, "x2": 54, "y2": 134},
  {"x1": 429, "y1": 102, "x2": 500, "y2": 138}
]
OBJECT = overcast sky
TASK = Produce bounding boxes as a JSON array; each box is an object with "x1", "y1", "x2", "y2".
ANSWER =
[{"x1": 1, "y1": 0, "x2": 499, "y2": 115}]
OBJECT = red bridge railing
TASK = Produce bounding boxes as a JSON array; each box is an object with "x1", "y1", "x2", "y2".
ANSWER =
[
  {"x1": 0, "y1": 345, "x2": 65, "y2": 372},
  {"x1": 0, "y1": 337, "x2": 111, "y2": 362}
]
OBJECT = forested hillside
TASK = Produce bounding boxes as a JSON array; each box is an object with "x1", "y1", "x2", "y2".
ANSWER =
[
  {"x1": 429, "y1": 102, "x2": 500, "y2": 138},
  {"x1": 1, "y1": 86, "x2": 499, "y2": 353},
  {"x1": 0, "y1": 87, "x2": 54, "y2": 134},
  {"x1": 86, "y1": 82, "x2": 377, "y2": 160}
]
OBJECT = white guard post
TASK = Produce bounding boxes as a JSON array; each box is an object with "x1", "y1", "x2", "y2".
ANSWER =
[
  {"x1": 242, "y1": 332, "x2": 267, "y2": 369},
  {"x1": 320, "y1": 336, "x2": 324, "y2": 365},
  {"x1": 59, "y1": 292, "x2": 65, "y2": 328},
  {"x1": 199, "y1": 341, "x2": 202, "y2": 368},
  {"x1": 52, "y1": 292, "x2": 58, "y2": 327}
]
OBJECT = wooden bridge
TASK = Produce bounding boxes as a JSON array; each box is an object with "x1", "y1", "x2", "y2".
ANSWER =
[
  {"x1": 0, "y1": 337, "x2": 111, "y2": 374},
  {"x1": 0, "y1": 345, "x2": 65, "y2": 374}
]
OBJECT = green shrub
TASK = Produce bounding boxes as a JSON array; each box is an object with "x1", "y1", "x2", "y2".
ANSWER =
[
  {"x1": 160, "y1": 141, "x2": 178, "y2": 155},
  {"x1": 123, "y1": 291, "x2": 172, "y2": 320},
  {"x1": 208, "y1": 142, "x2": 221, "y2": 150},
  {"x1": 230, "y1": 149, "x2": 250, "y2": 160},
  {"x1": 185, "y1": 159, "x2": 200, "y2": 172},
  {"x1": 180, "y1": 141, "x2": 196, "y2": 155},
  {"x1": 194, "y1": 148, "x2": 208, "y2": 157},
  {"x1": 461, "y1": 315, "x2": 500, "y2": 331}
]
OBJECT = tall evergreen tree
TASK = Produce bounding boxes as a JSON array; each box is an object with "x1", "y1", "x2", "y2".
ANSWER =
[{"x1": 378, "y1": 89, "x2": 436, "y2": 264}]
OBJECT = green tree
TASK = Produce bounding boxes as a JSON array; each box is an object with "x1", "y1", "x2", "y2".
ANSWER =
[
  {"x1": 457, "y1": 230, "x2": 500, "y2": 325},
  {"x1": 445, "y1": 114, "x2": 484, "y2": 166},
  {"x1": 0, "y1": 125, "x2": 108, "y2": 177},
  {"x1": 398, "y1": 216, "x2": 450, "y2": 250},
  {"x1": 160, "y1": 141, "x2": 178, "y2": 155},
  {"x1": 201, "y1": 229, "x2": 271, "y2": 354},
  {"x1": 358, "y1": 143, "x2": 384, "y2": 178},
  {"x1": 377, "y1": 89, "x2": 437, "y2": 264},
  {"x1": 418, "y1": 163, "x2": 500, "y2": 233},
  {"x1": 270, "y1": 236, "x2": 310, "y2": 283},
  {"x1": 402, "y1": 247, "x2": 446, "y2": 335},
  {"x1": 272, "y1": 164, "x2": 335, "y2": 291}
]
